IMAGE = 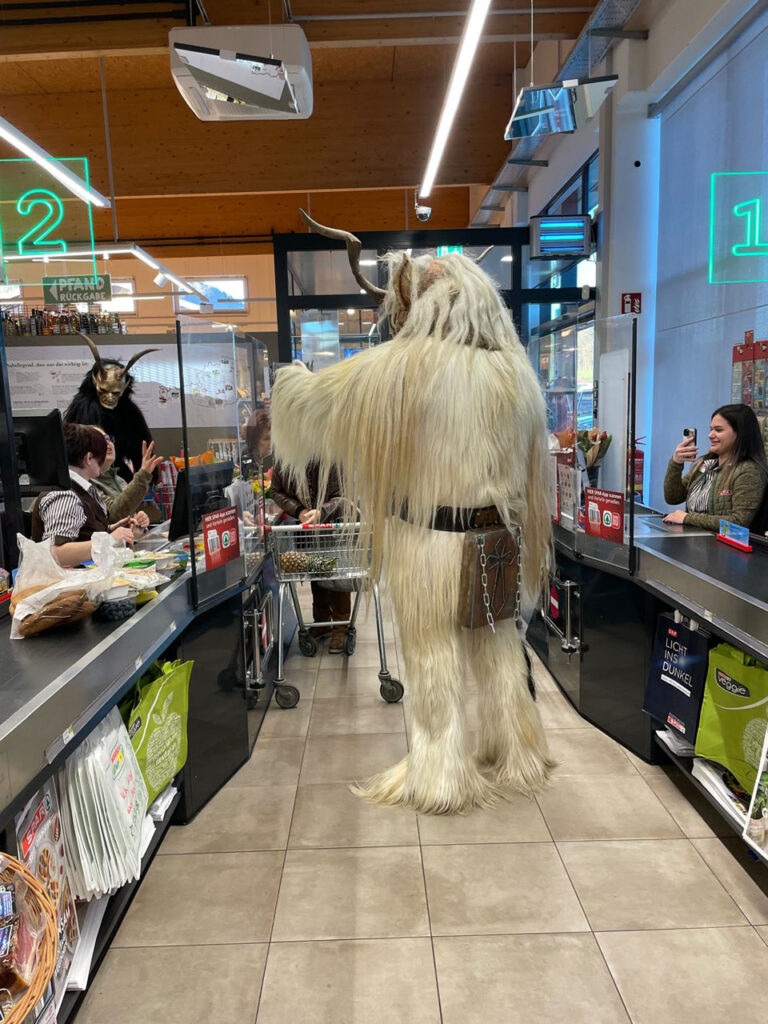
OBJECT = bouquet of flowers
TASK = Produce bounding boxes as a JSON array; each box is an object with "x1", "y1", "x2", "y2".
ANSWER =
[
  {"x1": 577, "y1": 427, "x2": 612, "y2": 469},
  {"x1": 252, "y1": 465, "x2": 273, "y2": 498}
]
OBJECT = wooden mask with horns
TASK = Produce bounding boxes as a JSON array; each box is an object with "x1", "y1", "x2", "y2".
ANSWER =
[{"x1": 79, "y1": 333, "x2": 159, "y2": 409}]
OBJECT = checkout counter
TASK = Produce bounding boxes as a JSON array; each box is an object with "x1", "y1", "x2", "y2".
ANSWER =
[
  {"x1": 531, "y1": 516, "x2": 768, "y2": 761},
  {"x1": 0, "y1": 318, "x2": 283, "y2": 1021},
  {"x1": 528, "y1": 311, "x2": 768, "y2": 853}
]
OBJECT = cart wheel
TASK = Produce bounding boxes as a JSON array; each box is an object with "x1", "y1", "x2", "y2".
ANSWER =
[
  {"x1": 344, "y1": 631, "x2": 357, "y2": 656},
  {"x1": 298, "y1": 632, "x2": 318, "y2": 658},
  {"x1": 379, "y1": 677, "x2": 404, "y2": 704},
  {"x1": 275, "y1": 685, "x2": 300, "y2": 709}
]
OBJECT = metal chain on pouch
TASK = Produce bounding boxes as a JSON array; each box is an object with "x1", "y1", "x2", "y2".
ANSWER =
[{"x1": 478, "y1": 535, "x2": 496, "y2": 633}]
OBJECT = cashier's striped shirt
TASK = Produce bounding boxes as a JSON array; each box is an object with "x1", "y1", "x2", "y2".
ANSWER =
[{"x1": 38, "y1": 485, "x2": 108, "y2": 542}]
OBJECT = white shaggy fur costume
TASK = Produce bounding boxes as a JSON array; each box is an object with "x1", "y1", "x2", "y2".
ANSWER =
[{"x1": 271, "y1": 249, "x2": 554, "y2": 815}]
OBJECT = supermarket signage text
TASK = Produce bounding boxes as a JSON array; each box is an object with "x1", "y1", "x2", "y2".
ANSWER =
[
  {"x1": 43, "y1": 274, "x2": 112, "y2": 305},
  {"x1": 709, "y1": 171, "x2": 768, "y2": 284}
]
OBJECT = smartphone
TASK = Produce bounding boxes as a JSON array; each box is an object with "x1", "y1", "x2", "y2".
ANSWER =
[{"x1": 682, "y1": 427, "x2": 697, "y2": 445}]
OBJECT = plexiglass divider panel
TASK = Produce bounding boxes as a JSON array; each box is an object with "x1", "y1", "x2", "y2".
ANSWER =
[
  {"x1": 176, "y1": 317, "x2": 262, "y2": 607},
  {"x1": 527, "y1": 307, "x2": 637, "y2": 574}
]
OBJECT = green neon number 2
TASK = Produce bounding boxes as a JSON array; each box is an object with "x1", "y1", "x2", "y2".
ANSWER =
[
  {"x1": 731, "y1": 198, "x2": 768, "y2": 257},
  {"x1": 16, "y1": 189, "x2": 67, "y2": 256}
]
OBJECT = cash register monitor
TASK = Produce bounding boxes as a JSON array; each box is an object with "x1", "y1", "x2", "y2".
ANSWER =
[
  {"x1": 14, "y1": 410, "x2": 69, "y2": 498},
  {"x1": 168, "y1": 460, "x2": 235, "y2": 541}
]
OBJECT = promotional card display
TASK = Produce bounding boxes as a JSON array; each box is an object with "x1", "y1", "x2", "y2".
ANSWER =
[
  {"x1": 643, "y1": 614, "x2": 711, "y2": 740},
  {"x1": 548, "y1": 457, "x2": 559, "y2": 522},
  {"x1": 58, "y1": 708, "x2": 148, "y2": 902},
  {"x1": 731, "y1": 338, "x2": 754, "y2": 406},
  {"x1": 557, "y1": 464, "x2": 579, "y2": 527},
  {"x1": 584, "y1": 487, "x2": 624, "y2": 543},
  {"x1": 15, "y1": 779, "x2": 80, "y2": 1009},
  {"x1": 754, "y1": 340, "x2": 768, "y2": 413},
  {"x1": 694, "y1": 644, "x2": 768, "y2": 794}
]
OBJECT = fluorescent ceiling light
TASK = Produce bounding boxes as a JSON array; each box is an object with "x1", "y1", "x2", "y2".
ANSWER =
[
  {"x1": 2, "y1": 242, "x2": 206, "y2": 300},
  {"x1": 501, "y1": 255, "x2": 514, "y2": 262},
  {"x1": 346, "y1": 308, "x2": 355, "y2": 315},
  {"x1": 418, "y1": 0, "x2": 491, "y2": 199},
  {"x1": 359, "y1": 259, "x2": 377, "y2": 267},
  {"x1": 0, "y1": 114, "x2": 111, "y2": 208},
  {"x1": 2, "y1": 246, "x2": 133, "y2": 262}
]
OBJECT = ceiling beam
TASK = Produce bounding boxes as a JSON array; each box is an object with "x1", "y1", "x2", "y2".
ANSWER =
[
  {"x1": 0, "y1": 73, "x2": 514, "y2": 195},
  {"x1": 0, "y1": 9, "x2": 591, "y2": 56}
]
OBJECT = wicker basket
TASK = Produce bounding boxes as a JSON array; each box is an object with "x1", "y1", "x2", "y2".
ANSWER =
[{"x1": 0, "y1": 854, "x2": 58, "y2": 1024}]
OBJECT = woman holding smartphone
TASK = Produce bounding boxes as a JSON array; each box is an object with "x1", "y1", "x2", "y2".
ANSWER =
[{"x1": 663, "y1": 403, "x2": 768, "y2": 530}]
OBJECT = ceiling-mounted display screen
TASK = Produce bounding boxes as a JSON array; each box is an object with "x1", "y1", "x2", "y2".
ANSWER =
[
  {"x1": 506, "y1": 85, "x2": 576, "y2": 140},
  {"x1": 169, "y1": 25, "x2": 313, "y2": 122},
  {"x1": 173, "y1": 44, "x2": 298, "y2": 113},
  {"x1": 505, "y1": 75, "x2": 618, "y2": 141},
  {"x1": 530, "y1": 216, "x2": 592, "y2": 259}
]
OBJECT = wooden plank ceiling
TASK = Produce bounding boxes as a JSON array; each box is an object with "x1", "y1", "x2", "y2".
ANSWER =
[{"x1": 0, "y1": 1, "x2": 597, "y2": 252}]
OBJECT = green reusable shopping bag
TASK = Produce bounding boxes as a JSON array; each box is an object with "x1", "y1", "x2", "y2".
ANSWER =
[
  {"x1": 127, "y1": 660, "x2": 193, "y2": 803},
  {"x1": 694, "y1": 644, "x2": 768, "y2": 793}
]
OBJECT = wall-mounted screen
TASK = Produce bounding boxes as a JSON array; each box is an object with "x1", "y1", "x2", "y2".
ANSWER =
[{"x1": 530, "y1": 216, "x2": 592, "y2": 259}]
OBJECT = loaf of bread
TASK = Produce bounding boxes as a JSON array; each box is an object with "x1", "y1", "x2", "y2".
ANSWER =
[
  {"x1": 10, "y1": 583, "x2": 51, "y2": 616},
  {"x1": 15, "y1": 589, "x2": 98, "y2": 638}
]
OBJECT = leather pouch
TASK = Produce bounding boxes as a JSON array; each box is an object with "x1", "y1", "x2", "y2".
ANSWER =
[{"x1": 458, "y1": 525, "x2": 521, "y2": 630}]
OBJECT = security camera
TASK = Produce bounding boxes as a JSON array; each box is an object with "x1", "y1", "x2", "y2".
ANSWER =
[{"x1": 414, "y1": 195, "x2": 432, "y2": 222}]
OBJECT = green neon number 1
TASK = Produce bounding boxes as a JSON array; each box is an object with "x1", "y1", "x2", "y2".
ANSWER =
[
  {"x1": 731, "y1": 198, "x2": 768, "y2": 257},
  {"x1": 16, "y1": 188, "x2": 67, "y2": 256}
]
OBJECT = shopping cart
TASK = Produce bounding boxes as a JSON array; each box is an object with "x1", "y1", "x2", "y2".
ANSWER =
[{"x1": 268, "y1": 522, "x2": 404, "y2": 709}]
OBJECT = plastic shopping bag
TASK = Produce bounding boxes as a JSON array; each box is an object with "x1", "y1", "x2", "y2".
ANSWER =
[
  {"x1": 11, "y1": 533, "x2": 120, "y2": 639},
  {"x1": 694, "y1": 644, "x2": 768, "y2": 792},
  {"x1": 128, "y1": 661, "x2": 193, "y2": 804}
]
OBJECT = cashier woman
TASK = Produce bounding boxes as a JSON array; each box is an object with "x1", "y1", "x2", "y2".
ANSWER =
[
  {"x1": 663, "y1": 403, "x2": 768, "y2": 531},
  {"x1": 31, "y1": 424, "x2": 140, "y2": 567}
]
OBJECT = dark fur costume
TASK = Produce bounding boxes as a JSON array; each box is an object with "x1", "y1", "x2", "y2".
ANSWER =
[{"x1": 65, "y1": 362, "x2": 153, "y2": 482}]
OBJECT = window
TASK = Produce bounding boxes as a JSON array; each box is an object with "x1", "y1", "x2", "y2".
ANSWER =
[
  {"x1": 586, "y1": 152, "x2": 599, "y2": 218},
  {"x1": 542, "y1": 150, "x2": 599, "y2": 219},
  {"x1": 174, "y1": 276, "x2": 248, "y2": 314},
  {"x1": 75, "y1": 279, "x2": 136, "y2": 316},
  {"x1": 0, "y1": 282, "x2": 22, "y2": 305}
]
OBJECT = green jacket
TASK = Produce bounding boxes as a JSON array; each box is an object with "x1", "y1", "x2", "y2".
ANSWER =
[
  {"x1": 94, "y1": 466, "x2": 152, "y2": 523},
  {"x1": 663, "y1": 457, "x2": 767, "y2": 531}
]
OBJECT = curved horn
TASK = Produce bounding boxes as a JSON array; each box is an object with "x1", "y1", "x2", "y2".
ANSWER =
[
  {"x1": 299, "y1": 209, "x2": 386, "y2": 301},
  {"x1": 475, "y1": 245, "x2": 493, "y2": 264},
  {"x1": 121, "y1": 348, "x2": 160, "y2": 376},
  {"x1": 78, "y1": 332, "x2": 104, "y2": 371}
]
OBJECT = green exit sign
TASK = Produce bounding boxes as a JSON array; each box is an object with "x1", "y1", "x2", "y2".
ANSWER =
[{"x1": 437, "y1": 245, "x2": 463, "y2": 257}]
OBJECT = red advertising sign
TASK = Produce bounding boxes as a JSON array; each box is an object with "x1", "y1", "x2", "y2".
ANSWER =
[
  {"x1": 202, "y1": 505, "x2": 241, "y2": 570},
  {"x1": 584, "y1": 487, "x2": 625, "y2": 543},
  {"x1": 621, "y1": 292, "x2": 642, "y2": 314}
]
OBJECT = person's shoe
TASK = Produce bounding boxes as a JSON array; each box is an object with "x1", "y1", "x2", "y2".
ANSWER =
[
  {"x1": 309, "y1": 624, "x2": 332, "y2": 640},
  {"x1": 328, "y1": 625, "x2": 347, "y2": 654}
]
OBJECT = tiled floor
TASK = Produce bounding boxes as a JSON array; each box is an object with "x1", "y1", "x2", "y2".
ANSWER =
[{"x1": 78, "y1": 592, "x2": 768, "y2": 1024}]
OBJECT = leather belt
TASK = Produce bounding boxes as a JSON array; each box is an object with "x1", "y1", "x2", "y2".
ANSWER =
[{"x1": 399, "y1": 503, "x2": 503, "y2": 533}]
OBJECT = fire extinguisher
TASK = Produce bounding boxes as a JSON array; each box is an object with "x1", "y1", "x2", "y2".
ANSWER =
[{"x1": 627, "y1": 436, "x2": 645, "y2": 498}]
